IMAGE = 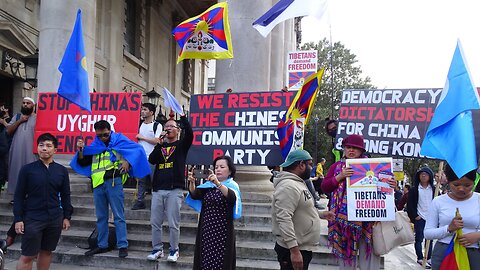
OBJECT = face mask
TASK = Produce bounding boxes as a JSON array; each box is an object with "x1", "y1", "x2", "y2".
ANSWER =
[{"x1": 327, "y1": 128, "x2": 337, "y2": 138}]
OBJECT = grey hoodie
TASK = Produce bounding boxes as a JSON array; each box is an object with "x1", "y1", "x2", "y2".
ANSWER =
[{"x1": 272, "y1": 171, "x2": 321, "y2": 250}]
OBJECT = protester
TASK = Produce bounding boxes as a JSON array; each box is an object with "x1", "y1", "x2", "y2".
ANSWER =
[
  {"x1": 71, "y1": 120, "x2": 150, "y2": 258},
  {"x1": 424, "y1": 164, "x2": 480, "y2": 270},
  {"x1": 312, "y1": 158, "x2": 327, "y2": 198},
  {"x1": 13, "y1": 133, "x2": 73, "y2": 270},
  {"x1": 185, "y1": 155, "x2": 242, "y2": 270},
  {"x1": 396, "y1": 183, "x2": 410, "y2": 210},
  {"x1": 406, "y1": 166, "x2": 435, "y2": 267},
  {"x1": 268, "y1": 165, "x2": 280, "y2": 183},
  {"x1": 394, "y1": 186, "x2": 403, "y2": 206},
  {"x1": 0, "y1": 110, "x2": 10, "y2": 191},
  {"x1": 272, "y1": 149, "x2": 334, "y2": 270},
  {"x1": 321, "y1": 134, "x2": 396, "y2": 269},
  {"x1": 324, "y1": 118, "x2": 342, "y2": 162},
  {"x1": 148, "y1": 114, "x2": 193, "y2": 262},
  {"x1": 132, "y1": 103, "x2": 162, "y2": 210},
  {"x1": 6, "y1": 97, "x2": 37, "y2": 198}
]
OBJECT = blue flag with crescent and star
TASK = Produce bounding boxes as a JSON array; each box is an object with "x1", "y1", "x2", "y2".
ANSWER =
[{"x1": 58, "y1": 9, "x2": 91, "y2": 112}]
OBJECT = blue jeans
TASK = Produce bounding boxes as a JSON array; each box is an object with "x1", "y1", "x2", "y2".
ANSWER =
[
  {"x1": 136, "y1": 164, "x2": 155, "y2": 202},
  {"x1": 414, "y1": 218, "x2": 431, "y2": 260},
  {"x1": 150, "y1": 189, "x2": 183, "y2": 252},
  {"x1": 93, "y1": 177, "x2": 128, "y2": 249}
]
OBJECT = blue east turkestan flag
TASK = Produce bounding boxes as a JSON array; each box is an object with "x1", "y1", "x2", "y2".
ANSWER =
[
  {"x1": 162, "y1": 87, "x2": 184, "y2": 115},
  {"x1": 420, "y1": 40, "x2": 480, "y2": 177},
  {"x1": 58, "y1": 9, "x2": 91, "y2": 112}
]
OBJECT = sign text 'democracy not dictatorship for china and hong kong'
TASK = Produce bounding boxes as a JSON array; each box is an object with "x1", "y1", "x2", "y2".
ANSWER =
[{"x1": 336, "y1": 88, "x2": 442, "y2": 158}]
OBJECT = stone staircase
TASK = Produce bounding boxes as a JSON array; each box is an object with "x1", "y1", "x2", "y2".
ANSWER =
[{"x1": 0, "y1": 157, "x2": 339, "y2": 269}]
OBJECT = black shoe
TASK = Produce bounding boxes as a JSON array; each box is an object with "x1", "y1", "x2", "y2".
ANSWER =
[
  {"x1": 84, "y1": 247, "x2": 109, "y2": 256},
  {"x1": 9, "y1": 200, "x2": 13, "y2": 205},
  {"x1": 119, "y1": 248, "x2": 128, "y2": 258},
  {"x1": 0, "y1": 240, "x2": 7, "y2": 253},
  {"x1": 131, "y1": 201, "x2": 146, "y2": 210}
]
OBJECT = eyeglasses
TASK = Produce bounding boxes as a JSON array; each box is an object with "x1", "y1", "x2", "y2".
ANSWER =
[
  {"x1": 164, "y1": 125, "x2": 178, "y2": 129},
  {"x1": 96, "y1": 132, "x2": 110, "y2": 138}
]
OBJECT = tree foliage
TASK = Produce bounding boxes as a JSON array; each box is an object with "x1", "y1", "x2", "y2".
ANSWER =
[
  {"x1": 301, "y1": 38, "x2": 374, "y2": 166},
  {"x1": 301, "y1": 39, "x2": 443, "y2": 182}
]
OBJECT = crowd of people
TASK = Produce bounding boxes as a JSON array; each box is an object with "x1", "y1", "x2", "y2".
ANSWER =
[{"x1": 0, "y1": 97, "x2": 479, "y2": 270}]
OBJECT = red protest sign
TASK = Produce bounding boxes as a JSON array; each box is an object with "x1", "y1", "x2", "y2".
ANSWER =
[{"x1": 35, "y1": 92, "x2": 142, "y2": 154}]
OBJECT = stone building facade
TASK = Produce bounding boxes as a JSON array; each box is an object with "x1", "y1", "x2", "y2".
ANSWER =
[{"x1": 0, "y1": 0, "x2": 215, "y2": 115}]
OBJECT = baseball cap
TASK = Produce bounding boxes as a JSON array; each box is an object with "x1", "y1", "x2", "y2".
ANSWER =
[{"x1": 280, "y1": 149, "x2": 312, "y2": 167}]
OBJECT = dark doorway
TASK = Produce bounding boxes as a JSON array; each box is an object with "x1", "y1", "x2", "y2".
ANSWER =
[{"x1": 0, "y1": 75, "x2": 13, "y2": 109}]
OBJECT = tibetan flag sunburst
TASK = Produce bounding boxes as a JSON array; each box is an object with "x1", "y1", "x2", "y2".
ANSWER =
[
  {"x1": 277, "y1": 69, "x2": 324, "y2": 158},
  {"x1": 172, "y1": 2, "x2": 233, "y2": 63}
]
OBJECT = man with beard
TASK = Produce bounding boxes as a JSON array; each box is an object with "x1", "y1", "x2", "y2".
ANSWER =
[
  {"x1": 6, "y1": 97, "x2": 37, "y2": 198},
  {"x1": 272, "y1": 149, "x2": 334, "y2": 270}
]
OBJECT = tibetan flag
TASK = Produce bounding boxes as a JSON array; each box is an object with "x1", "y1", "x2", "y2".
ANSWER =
[
  {"x1": 277, "y1": 69, "x2": 324, "y2": 158},
  {"x1": 253, "y1": 0, "x2": 329, "y2": 37},
  {"x1": 162, "y1": 87, "x2": 183, "y2": 115},
  {"x1": 58, "y1": 9, "x2": 91, "y2": 112},
  {"x1": 420, "y1": 40, "x2": 480, "y2": 178},
  {"x1": 440, "y1": 211, "x2": 470, "y2": 270},
  {"x1": 172, "y1": 2, "x2": 233, "y2": 63}
]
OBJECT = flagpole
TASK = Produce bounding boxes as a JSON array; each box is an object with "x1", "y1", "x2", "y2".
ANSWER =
[
  {"x1": 422, "y1": 161, "x2": 444, "y2": 268},
  {"x1": 329, "y1": 24, "x2": 335, "y2": 118},
  {"x1": 78, "y1": 108, "x2": 84, "y2": 159}
]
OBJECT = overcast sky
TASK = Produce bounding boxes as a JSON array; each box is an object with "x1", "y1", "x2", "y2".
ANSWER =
[{"x1": 301, "y1": 0, "x2": 480, "y2": 89}]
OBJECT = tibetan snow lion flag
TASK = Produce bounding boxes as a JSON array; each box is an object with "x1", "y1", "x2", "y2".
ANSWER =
[
  {"x1": 172, "y1": 2, "x2": 233, "y2": 63},
  {"x1": 439, "y1": 209, "x2": 470, "y2": 270},
  {"x1": 277, "y1": 69, "x2": 324, "y2": 158}
]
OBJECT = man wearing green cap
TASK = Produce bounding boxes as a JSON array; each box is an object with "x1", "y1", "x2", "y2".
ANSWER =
[{"x1": 272, "y1": 149, "x2": 334, "y2": 270}]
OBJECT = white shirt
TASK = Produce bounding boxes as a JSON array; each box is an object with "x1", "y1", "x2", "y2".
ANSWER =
[
  {"x1": 138, "y1": 122, "x2": 162, "y2": 157},
  {"x1": 417, "y1": 184, "x2": 433, "y2": 220},
  {"x1": 424, "y1": 192, "x2": 480, "y2": 248}
]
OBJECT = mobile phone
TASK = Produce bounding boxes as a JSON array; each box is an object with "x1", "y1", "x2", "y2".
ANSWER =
[{"x1": 193, "y1": 169, "x2": 210, "y2": 179}]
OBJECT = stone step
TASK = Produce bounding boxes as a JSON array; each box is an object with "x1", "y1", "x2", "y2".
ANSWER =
[
  {"x1": 0, "y1": 212, "x2": 278, "y2": 243},
  {"x1": 2, "y1": 242, "x2": 337, "y2": 270},
  {"x1": 70, "y1": 203, "x2": 274, "y2": 227},
  {"x1": 67, "y1": 191, "x2": 273, "y2": 205}
]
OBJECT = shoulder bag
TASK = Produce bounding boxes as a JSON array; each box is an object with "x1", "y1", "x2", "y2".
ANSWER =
[{"x1": 373, "y1": 210, "x2": 414, "y2": 256}]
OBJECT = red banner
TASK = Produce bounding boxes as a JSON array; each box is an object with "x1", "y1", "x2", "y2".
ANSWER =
[{"x1": 35, "y1": 92, "x2": 142, "y2": 154}]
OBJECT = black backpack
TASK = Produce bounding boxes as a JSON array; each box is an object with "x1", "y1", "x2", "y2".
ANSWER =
[
  {"x1": 138, "y1": 120, "x2": 160, "y2": 134},
  {"x1": 79, "y1": 226, "x2": 117, "y2": 250}
]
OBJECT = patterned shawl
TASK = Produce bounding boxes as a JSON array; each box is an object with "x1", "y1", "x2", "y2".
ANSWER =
[{"x1": 328, "y1": 160, "x2": 373, "y2": 265}]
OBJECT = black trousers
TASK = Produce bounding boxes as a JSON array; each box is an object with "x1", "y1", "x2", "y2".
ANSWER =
[{"x1": 274, "y1": 242, "x2": 313, "y2": 270}]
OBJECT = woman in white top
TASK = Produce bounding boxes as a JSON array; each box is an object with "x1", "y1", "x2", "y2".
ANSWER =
[{"x1": 424, "y1": 164, "x2": 480, "y2": 270}]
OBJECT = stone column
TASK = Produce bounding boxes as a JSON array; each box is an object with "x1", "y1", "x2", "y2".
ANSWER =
[
  {"x1": 215, "y1": 0, "x2": 272, "y2": 93},
  {"x1": 37, "y1": 0, "x2": 96, "y2": 93},
  {"x1": 215, "y1": 1, "x2": 295, "y2": 192}
]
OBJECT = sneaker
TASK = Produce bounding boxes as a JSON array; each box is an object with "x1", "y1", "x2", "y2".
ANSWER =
[
  {"x1": 167, "y1": 249, "x2": 179, "y2": 262},
  {"x1": 417, "y1": 260, "x2": 431, "y2": 269},
  {"x1": 147, "y1": 249, "x2": 164, "y2": 261},
  {"x1": 118, "y1": 247, "x2": 128, "y2": 258},
  {"x1": 0, "y1": 240, "x2": 7, "y2": 253},
  {"x1": 131, "y1": 201, "x2": 146, "y2": 210}
]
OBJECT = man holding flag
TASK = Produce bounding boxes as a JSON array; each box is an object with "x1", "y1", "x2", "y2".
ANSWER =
[{"x1": 147, "y1": 91, "x2": 193, "y2": 263}]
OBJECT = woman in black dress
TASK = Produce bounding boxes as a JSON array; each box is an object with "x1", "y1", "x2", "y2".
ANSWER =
[{"x1": 186, "y1": 155, "x2": 242, "y2": 270}]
